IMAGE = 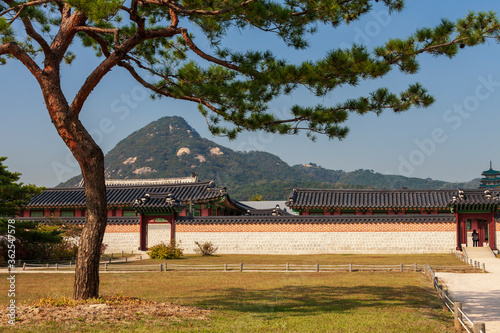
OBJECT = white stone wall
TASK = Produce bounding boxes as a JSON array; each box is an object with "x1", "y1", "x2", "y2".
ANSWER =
[
  {"x1": 147, "y1": 223, "x2": 171, "y2": 247},
  {"x1": 102, "y1": 233, "x2": 139, "y2": 253},
  {"x1": 176, "y1": 231, "x2": 456, "y2": 254}
]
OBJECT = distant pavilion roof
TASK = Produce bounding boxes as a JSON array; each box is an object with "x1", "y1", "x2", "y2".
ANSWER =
[
  {"x1": 482, "y1": 169, "x2": 500, "y2": 176},
  {"x1": 481, "y1": 161, "x2": 500, "y2": 176},
  {"x1": 77, "y1": 174, "x2": 199, "y2": 187}
]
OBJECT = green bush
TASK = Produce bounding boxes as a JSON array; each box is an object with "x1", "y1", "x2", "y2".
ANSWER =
[
  {"x1": 148, "y1": 242, "x2": 183, "y2": 259},
  {"x1": 194, "y1": 241, "x2": 218, "y2": 256}
]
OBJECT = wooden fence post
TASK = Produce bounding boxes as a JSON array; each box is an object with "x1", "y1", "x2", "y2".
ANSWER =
[
  {"x1": 160, "y1": 264, "x2": 163, "y2": 272},
  {"x1": 105, "y1": 263, "x2": 108, "y2": 271},
  {"x1": 240, "y1": 263, "x2": 243, "y2": 272},
  {"x1": 165, "y1": 262, "x2": 168, "y2": 271},
  {"x1": 442, "y1": 290, "x2": 448, "y2": 311},
  {"x1": 400, "y1": 264, "x2": 404, "y2": 272},
  {"x1": 349, "y1": 263, "x2": 352, "y2": 272},
  {"x1": 316, "y1": 263, "x2": 319, "y2": 272},
  {"x1": 286, "y1": 263, "x2": 289, "y2": 272},
  {"x1": 482, "y1": 263, "x2": 486, "y2": 272},
  {"x1": 454, "y1": 302, "x2": 462, "y2": 330},
  {"x1": 22, "y1": 263, "x2": 26, "y2": 271},
  {"x1": 414, "y1": 263, "x2": 417, "y2": 272},
  {"x1": 473, "y1": 322, "x2": 485, "y2": 333},
  {"x1": 55, "y1": 263, "x2": 58, "y2": 271},
  {"x1": 224, "y1": 263, "x2": 227, "y2": 272}
]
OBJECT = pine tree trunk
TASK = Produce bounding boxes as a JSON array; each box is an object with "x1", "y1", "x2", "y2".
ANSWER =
[
  {"x1": 73, "y1": 150, "x2": 107, "y2": 299},
  {"x1": 40, "y1": 80, "x2": 108, "y2": 299}
]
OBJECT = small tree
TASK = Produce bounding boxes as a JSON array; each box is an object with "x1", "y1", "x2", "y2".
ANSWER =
[
  {"x1": 148, "y1": 242, "x2": 184, "y2": 259},
  {"x1": 194, "y1": 241, "x2": 219, "y2": 256},
  {"x1": 0, "y1": 157, "x2": 50, "y2": 261},
  {"x1": 0, "y1": 157, "x2": 43, "y2": 217}
]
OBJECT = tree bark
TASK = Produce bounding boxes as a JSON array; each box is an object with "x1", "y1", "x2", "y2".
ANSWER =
[
  {"x1": 39, "y1": 75, "x2": 108, "y2": 299},
  {"x1": 73, "y1": 150, "x2": 107, "y2": 299}
]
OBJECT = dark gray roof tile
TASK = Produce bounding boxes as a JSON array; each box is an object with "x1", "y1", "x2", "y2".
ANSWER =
[
  {"x1": 286, "y1": 188, "x2": 500, "y2": 210},
  {"x1": 28, "y1": 181, "x2": 224, "y2": 208},
  {"x1": 176, "y1": 214, "x2": 455, "y2": 225},
  {"x1": 15, "y1": 216, "x2": 140, "y2": 225}
]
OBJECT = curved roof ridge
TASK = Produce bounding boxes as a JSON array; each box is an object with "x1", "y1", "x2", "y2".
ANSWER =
[
  {"x1": 49, "y1": 180, "x2": 216, "y2": 191},
  {"x1": 291, "y1": 188, "x2": 457, "y2": 193}
]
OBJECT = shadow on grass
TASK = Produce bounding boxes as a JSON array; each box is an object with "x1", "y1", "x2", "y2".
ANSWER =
[{"x1": 189, "y1": 285, "x2": 447, "y2": 321}]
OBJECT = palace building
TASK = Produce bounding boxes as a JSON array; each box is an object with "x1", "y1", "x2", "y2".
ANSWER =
[
  {"x1": 479, "y1": 162, "x2": 500, "y2": 188},
  {"x1": 14, "y1": 176, "x2": 500, "y2": 255}
]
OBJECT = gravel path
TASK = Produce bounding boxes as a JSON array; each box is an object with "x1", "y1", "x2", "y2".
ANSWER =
[{"x1": 437, "y1": 254, "x2": 500, "y2": 333}]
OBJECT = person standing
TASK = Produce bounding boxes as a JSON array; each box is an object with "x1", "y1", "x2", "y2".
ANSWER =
[{"x1": 472, "y1": 229, "x2": 479, "y2": 247}]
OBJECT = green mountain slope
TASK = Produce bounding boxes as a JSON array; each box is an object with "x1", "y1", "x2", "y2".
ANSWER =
[{"x1": 59, "y1": 116, "x2": 479, "y2": 199}]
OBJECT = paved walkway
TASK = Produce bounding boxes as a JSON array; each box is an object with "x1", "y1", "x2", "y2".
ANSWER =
[{"x1": 437, "y1": 250, "x2": 500, "y2": 333}]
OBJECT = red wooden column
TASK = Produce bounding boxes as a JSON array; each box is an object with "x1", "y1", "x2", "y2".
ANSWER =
[
  {"x1": 139, "y1": 214, "x2": 147, "y2": 251},
  {"x1": 170, "y1": 220, "x2": 175, "y2": 245},
  {"x1": 489, "y1": 213, "x2": 497, "y2": 250},
  {"x1": 455, "y1": 212, "x2": 462, "y2": 251}
]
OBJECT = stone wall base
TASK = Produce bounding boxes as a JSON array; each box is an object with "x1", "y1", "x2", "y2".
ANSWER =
[
  {"x1": 147, "y1": 223, "x2": 171, "y2": 248},
  {"x1": 176, "y1": 231, "x2": 456, "y2": 254},
  {"x1": 102, "y1": 232, "x2": 139, "y2": 253}
]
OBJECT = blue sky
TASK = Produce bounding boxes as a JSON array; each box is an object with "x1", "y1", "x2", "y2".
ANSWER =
[{"x1": 1, "y1": 1, "x2": 500, "y2": 187}]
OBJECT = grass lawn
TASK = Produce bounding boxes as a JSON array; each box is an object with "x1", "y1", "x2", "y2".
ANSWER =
[
  {"x1": 124, "y1": 252, "x2": 468, "y2": 267},
  {"x1": 0, "y1": 255, "x2": 459, "y2": 332}
]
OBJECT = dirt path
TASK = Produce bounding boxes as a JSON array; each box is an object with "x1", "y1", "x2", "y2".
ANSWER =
[{"x1": 437, "y1": 256, "x2": 500, "y2": 333}]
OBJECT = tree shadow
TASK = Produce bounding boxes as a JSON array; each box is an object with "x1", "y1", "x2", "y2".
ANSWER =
[
  {"x1": 446, "y1": 289, "x2": 500, "y2": 323},
  {"x1": 187, "y1": 284, "x2": 448, "y2": 322}
]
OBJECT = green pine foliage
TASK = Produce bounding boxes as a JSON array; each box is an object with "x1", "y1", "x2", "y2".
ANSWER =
[
  {"x1": 2, "y1": 2, "x2": 499, "y2": 141},
  {"x1": 0, "y1": 157, "x2": 78, "y2": 260},
  {"x1": 0, "y1": 157, "x2": 43, "y2": 217}
]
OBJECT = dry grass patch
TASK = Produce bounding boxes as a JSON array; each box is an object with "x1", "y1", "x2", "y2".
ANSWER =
[{"x1": 2, "y1": 294, "x2": 209, "y2": 327}]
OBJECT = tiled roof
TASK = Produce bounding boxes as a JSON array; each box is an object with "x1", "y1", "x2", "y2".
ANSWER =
[
  {"x1": 78, "y1": 175, "x2": 199, "y2": 187},
  {"x1": 245, "y1": 206, "x2": 292, "y2": 216},
  {"x1": 132, "y1": 193, "x2": 184, "y2": 213},
  {"x1": 28, "y1": 181, "x2": 226, "y2": 208},
  {"x1": 15, "y1": 216, "x2": 140, "y2": 225},
  {"x1": 448, "y1": 189, "x2": 500, "y2": 207},
  {"x1": 175, "y1": 214, "x2": 456, "y2": 225},
  {"x1": 286, "y1": 188, "x2": 458, "y2": 209},
  {"x1": 482, "y1": 168, "x2": 500, "y2": 176}
]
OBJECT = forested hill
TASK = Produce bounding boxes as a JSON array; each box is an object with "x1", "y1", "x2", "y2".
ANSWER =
[{"x1": 58, "y1": 116, "x2": 479, "y2": 200}]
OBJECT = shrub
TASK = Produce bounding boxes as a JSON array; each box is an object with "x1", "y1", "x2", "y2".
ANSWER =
[
  {"x1": 194, "y1": 241, "x2": 218, "y2": 256},
  {"x1": 148, "y1": 242, "x2": 183, "y2": 259}
]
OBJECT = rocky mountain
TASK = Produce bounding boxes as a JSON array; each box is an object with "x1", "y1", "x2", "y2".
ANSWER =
[{"x1": 59, "y1": 116, "x2": 479, "y2": 200}]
